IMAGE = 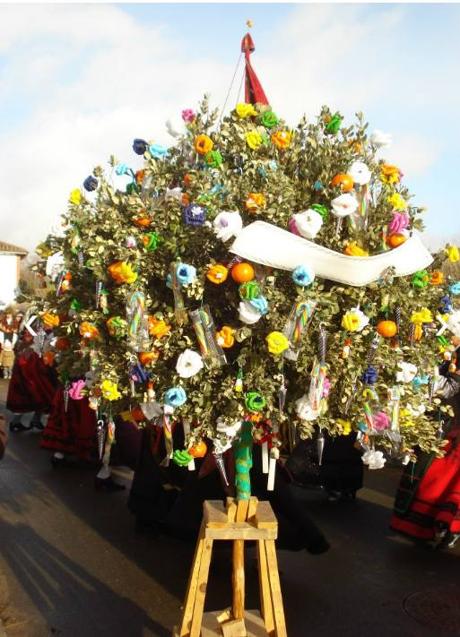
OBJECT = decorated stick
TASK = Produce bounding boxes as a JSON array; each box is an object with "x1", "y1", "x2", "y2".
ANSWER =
[
  {"x1": 182, "y1": 420, "x2": 195, "y2": 471},
  {"x1": 234, "y1": 421, "x2": 253, "y2": 501},
  {"x1": 96, "y1": 418, "x2": 105, "y2": 460},
  {"x1": 283, "y1": 300, "x2": 317, "y2": 361},
  {"x1": 190, "y1": 305, "x2": 226, "y2": 367},
  {"x1": 235, "y1": 366, "x2": 243, "y2": 393},
  {"x1": 317, "y1": 429, "x2": 325, "y2": 466},
  {"x1": 267, "y1": 447, "x2": 279, "y2": 491},
  {"x1": 63, "y1": 382, "x2": 70, "y2": 413},
  {"x1": 95, "y1": 281, "x2": 103, "y2": 308},
  {"x1": 170, "y1": 262, "x2": 188, "y2": 326},
  {"x1": 160, "y1": 407, "x2": 174, "y2": 467},
  {"x1": 126, "y1": 290, "x2": 146, "y2": 351},
  {"x1": 388, "y1": 386, "x2": 400, "y2": 431}
]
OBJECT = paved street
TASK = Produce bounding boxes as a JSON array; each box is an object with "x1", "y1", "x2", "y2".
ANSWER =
[{"x1": 1, "y1": 378, "x2": 459, "y2": 637}]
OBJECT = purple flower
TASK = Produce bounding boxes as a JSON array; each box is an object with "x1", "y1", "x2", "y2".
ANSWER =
[
  {"x1": 388, "y1": 212, "x2": 409, "y2": 234},
  {"x1": 183, "y1": 204, "x2": 206, "y2": 226},
  {"x1": 83, "y1": 176, "x2": 98, "y2": 191},
  {"x1": 132, "y1": 139, "x2": 148, "y2": 155},
  {"x1": 181, "y1": 109, "x2": 196, "y2": 123},
  {"x1": 362, "y1": 366, "x2": 378, "y2": 385},
  {"x1": 373, "y1": 411, "x2": 390, "y2": 432}
]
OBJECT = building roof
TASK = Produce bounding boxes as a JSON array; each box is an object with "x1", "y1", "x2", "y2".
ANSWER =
[{"x1": 0, "y1": 241, "x2": 28, "y2": 256}]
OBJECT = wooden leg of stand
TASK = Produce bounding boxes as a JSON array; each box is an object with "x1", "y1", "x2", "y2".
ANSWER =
[
  {"x1": 265, "y1": 541, "x2": 287, "y2": 637},
  {"x1": 189, "y1": 537, "x2": 214, "y2": 637},
  {"x1": 179, "y1": 523, "x2": 206, "y2": 636},
  {"x1": 257, "y1": 541, "x2": 275, "y2": 635},
  {"x1": 232, "y1": 539, "x2": 245, "y2": 621}
]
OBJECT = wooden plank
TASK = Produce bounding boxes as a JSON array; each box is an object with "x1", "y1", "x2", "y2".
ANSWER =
[
  {"x1": 205, "y1": 526, "x2": 277, "y2": 541},
  {"x1": 257, "y1": 541, "x2": 275, "y2": 635},
  {"x1": 221, "y1": 618, "x2": 247, "y2": 637},
  {"x1": 236, "y1": 499, "x2": 250, "y2": 522},
  {"x1": 254, "y1": 501, "x2": 277, "y2": 530},
  {"x1": 189, "y1": 537, "x2": 214, "y2": 637},
  {"x1": 247, "y1": 497, "x2": 258, "y2": 522},
  {"x1": 265, "y1": 541, "x2": 287, "y2": 637},
  {"x1": 201, "y1": 611, "x2": 266, "y2": 637},
  {"x1": 226, "y1": 497, "x2": 237, "y2": 523},
  {"x1": 204, "y1": 500, "x2": 228, "y2": 528},
  {"x1": 178, "y1": 523, "x2": 206, "y2": 636},
  {"x1": 232, "y1": 539, "x2": 245, "y2": 620}
]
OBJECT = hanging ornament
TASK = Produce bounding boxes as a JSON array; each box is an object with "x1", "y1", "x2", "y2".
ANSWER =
[
  {"x1": 235, "y1": 366, "x2": 244, "y2": 393},
  {"x1": 190, "y1": 305, "x2": 227, "y2": 368}
]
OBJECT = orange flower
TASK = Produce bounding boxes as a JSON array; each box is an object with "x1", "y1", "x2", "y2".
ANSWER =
[
  {"x1": 135, "y1": 170, "x2": 145, "y2": 185},
  {"x1": 182, "y1": 193, "x2": 190, "y2": 206},
  {"x1": 431, "y1": 270, "x2": 444, "y2": 286},
  {"x1": 148, "y1": 316, "x2": 171, "y2": 339},
  {"x1": 108, "y1": 261, "x2": 137, "y2": 284},
  {"x1": 133, "y1": 214, "x2": 152, "y2": 228},
  {"x1": 271, "y1": 130, "x2": 292, "y2": 150},
  {"x1": 380, "y1": 164, "x2": 402, "y2": 185},
  {"x1": 194, "y1": 134, "x2": 213, "y2": 155},
  {"x1": 79, "y1": 322, "x2": 100, "y2": 340},
  {"x1": 206, "y1": 264, "x2": 228, "y2": 284},
  {"x1": 344, "y1": 242, "x2": 369, "y2": 257},
  {"x1": 41, "y1": 312, "x2": 60, "y2": 329},
  {"x1": 216, "y1": 325, "x2": 235, "y2": 348},
  {"x1": 183, "y1": 174, "x2": 193, "y2": 187},
  {"x1": 138, "y1": 350, "x2": 159, "y2": 366},
  {"x1": 245, "y1": 192, "x2": 266, "y2": 213}
]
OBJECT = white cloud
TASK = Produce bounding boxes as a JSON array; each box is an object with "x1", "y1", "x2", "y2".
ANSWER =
[{"x1": 380, "y1": 134, "x2": 441, "y2": 178}]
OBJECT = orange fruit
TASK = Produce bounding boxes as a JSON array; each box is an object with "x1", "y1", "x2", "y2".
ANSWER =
[
  {"x1": 188, "y1": 440, "x2": 208, "y2": 458},
  {"x1": 231, "y1": 262, "x2": 255, "y2": 284},
  {"x1": 331, "y1": 173, "x2": 354, "y2": 192},
  {"x1": 138, "y1": 350, "x2": 159, "y2": 366},
  {"x1": 386, "y1": 233, "x2": 407, "y2": 248},
  {"x1": 376, "y1": 320, "x2": 397, "y2": 338}
]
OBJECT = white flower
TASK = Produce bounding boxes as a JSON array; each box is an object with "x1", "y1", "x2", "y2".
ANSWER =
[
  {"x1": 370, "y1": 129, "x2": 392, "y2": 148},
  {"x1": 445, "y1": 311, "x2": 460, "y2": 337},
  {"x1": 238, "y1": 301, "x2": 262, "y2": 325},
  {"x1": 213, "y1": 211, "x2": 243, "y2": 242},
  {"x1": 176, "y1": 349, "x2": 204, "y2": 378},
  {"x1": 292, "y1": 209, "x2": 323, "y2": 239},
  {"x1": 165, "y1": 187, "x2": 183, "y2": 201},
  {"x1": 45, "y1": 252, "x2": 65, "y2": 282},
  {"x1": 214, "y1": 417, "x2": 242, "y2": 453},
  {"x1": 362, "y1": 450, "x2": 386, "y2": 470},
  {"x1": 396, "y1": 362, "x2": 418, "y2": 384},
  {"x1": 348, "y1": 161, "x2": 371, "y2": 186},
  {"x1": 295, "y1": 395, "x2": 318, "y2": 421},
  {"x1": 331, "y1": 193, "x2": 359, "y2": 218}
]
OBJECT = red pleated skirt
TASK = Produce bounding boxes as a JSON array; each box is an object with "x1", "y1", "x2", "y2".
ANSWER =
[{"x1": 6, "y1": 351, "x2": 59, "y2": 414}]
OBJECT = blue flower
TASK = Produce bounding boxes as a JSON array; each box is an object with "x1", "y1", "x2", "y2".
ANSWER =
[
  {"x1": 449, "y1": 282, "x2": 460, "y2": 295},
  {"x1": 176, "y1": 263, "x2": 196, "y2": 286},
  {"x1": 440, "y1": 295, "x2": 453, "y2": 313},
  {"x1": 361, "y1": 366, "x2": 378, "y2": 385},
  {"x1": 115, "y1": 163, "x2": 131, "y2": 176},
  {"x1": 149, "y1": 144, "x2": 169, "y2": 159},
  {"x1": 292, "y1": 265, "x2": 315, "y2": 287},
  {"x1": 412, "y1": 375, "x2": 429, "y2": 390},
  {"x1": 268, "y1": 160, "x2": 278, "y2": 171},
  {"x1": 183, "y1": 204, "x2": 206, "y2": 226},
  {"x1": 250, "y1": 296, "x2": 268, "y2": 316},
  {"x1": 132, "y1": 138, "x2": 148, "y2": 155},
  {"x1": 313, "y1": 180, "x2": 323, "y2": 191},
  {"x1": 164, "y1": 386, "x2": 187, "y2": 408},
  {"x1": 83, "y1": 176, "x2": 98, "y2": 192}
]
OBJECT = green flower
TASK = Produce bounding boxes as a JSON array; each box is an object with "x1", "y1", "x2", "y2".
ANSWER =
[
  {"x1": 172, "y1": 449, "x2": 193, "y2": 467},
  {"x1": 245, "y1": 391, "x2": 266, "y2": 413},
  {"x1": 205, "y1": 150, "x2": 223, "y2": 168},
  {"x1": 143, "y1": 232, "x2": 160, "y2": 252},
  {"x1": 239, "y1": 281, "x2": 260, "y2": 300},
  {"x1": 325, "y1": 113, "x2": 342, "y2": 134},
  {"x1": 311, "y1": 203, "x2": 329, "y2": 221},
  {"x1": 411, "y1": 270, "x2": 429, "y2": 289},
  {"x1": 260, "y1": 110, "x2": 279, "y2": 129}
]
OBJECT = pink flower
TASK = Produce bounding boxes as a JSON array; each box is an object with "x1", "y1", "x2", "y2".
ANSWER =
[
  {"x1": 388, "y1": 212, "x2": 409, "y2": 234},
  {"x1": 69, "y1": 379, "x2": 86, "y2": 401},
  {"x1": 288, "y1": 218, "x2": 300, "y2": 236},
  {"x1": 322, "y1": 377, "x2": 331, "y2": 398},
  {"x1": 373, "y1": 411, "x2": 390, "y2": 431},
  {"x1": 181, "y1": 109, "x2": 196, "y2": 123}
]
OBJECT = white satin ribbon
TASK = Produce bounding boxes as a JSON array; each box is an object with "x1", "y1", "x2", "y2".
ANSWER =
[{"x1": 230, "y1": 221, "x2": 433, "y2": 287}]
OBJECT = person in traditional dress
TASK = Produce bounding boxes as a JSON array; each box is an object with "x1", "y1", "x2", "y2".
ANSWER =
[
  {"x1": 0, "y1": 340, "x2": 15, "y2": 379},
  {"x1": 390, "y1": 349, "x2": 460, "y2": 550}
]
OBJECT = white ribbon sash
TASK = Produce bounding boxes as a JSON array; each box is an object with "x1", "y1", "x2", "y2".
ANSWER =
[{"x1": 230, "y1": 221, "x2": 433, "y2": 287}]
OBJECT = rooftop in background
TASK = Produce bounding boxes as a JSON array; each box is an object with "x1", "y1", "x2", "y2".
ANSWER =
[{"x1": 0, "y1": 241, "x2": 28, "y2": 256}]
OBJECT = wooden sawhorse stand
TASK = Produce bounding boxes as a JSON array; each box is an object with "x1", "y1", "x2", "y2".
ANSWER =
[{"x1": 174, "y1": 497, "x2": 287, "y2": 637}]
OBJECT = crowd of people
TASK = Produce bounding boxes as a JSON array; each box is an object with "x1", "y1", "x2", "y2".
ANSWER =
[{"x1": 1, "y1": 307, "x2": 459, "y2": 554}]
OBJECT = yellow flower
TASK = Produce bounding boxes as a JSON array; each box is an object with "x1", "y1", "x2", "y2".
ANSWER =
[
  {"x1": 245, "y1": 130, "x2": 263, "y2": 150},
  {"x1": 41, "y1": 312, "x2": 60, "y2": 328},
  {"x1": 344, "y1": 242, "x2": 369, "y2": 257},
  {"x1": 108, "y1": 261, "x2": 138, "y2": 285},
  {"x1": 410, "y1": 308, "x2": 433, "y2": 324},
  {"x1": 235, "y1": 103, "x2": 257, "y2": 118},
  {"x1": 400, "y1": 409, "x2": 415, "y2": 428},
  {"x1": 69, "y1": 189, "x2": 82, "y2": 205},
  {"x1": 337, "y1": 419, "x2": 352, "y2": 436},
  {"x1": 194, "y1": 134, "x2": 214, "y2": 155},
  {"x1": 271, "y1": 130, "x2": 292, "y2": 150},
  {"x1": 380, "y1": 164, "x2": 402, "y2": 185},
  {"x1": 245, "y1": 192, "x2": 266, "y2": 213},
  {"x1": 79, "y1": 322, "x2": 100, "y2": 340},
  {"x1": 216, "y1": 326, "x2": 236, "y2": 348},
  {"x1": 387, "y1": 193, "x2": 407, "y2": 211},
  {"x1": 341, "y1": 311, "x2": 361, "y2": 332},
  {"x1": 148, "y1": 316, "x2": 171, "y2": 339},
  {"x1": 100, "y1": 379, "x2": 121, "y2": 402},
  {"x1": 446, "y1": 245, "x2": 460, "y2": 263},
  {"x1": 266, "y1": 331, "x2": 290, "y2": 355}
]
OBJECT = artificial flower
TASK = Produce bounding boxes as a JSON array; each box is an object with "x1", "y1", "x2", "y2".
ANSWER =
[
  {"x1": 176, "y1": 349, "x2": 203, "y2": 378},
  {"x1": 431, "y1": 270, "x2": 444, "y2": 286},
  {"x1": 442, "y1": 311, "x2": 460, "y2": 337},
  {"x1": 388, "y1": 212, "x2": 409, "y2": 234},
  {"x1": 239, "y1": 301, "x2": 263, "y2": 324},
  {"x1": 176, "y1": 263, "x2": 196, "y2": 286},
  {"x1": 348, "y1": 161, "x2": 371, "y2": 186},
  {"x1": 213, "y1": 210, "x2": 243, "y2": 242},
  {"x1": 205, "y1": 150, "x2": 223, "y2": 168},
  {"x1": 396, "y1": 362, "x2": 418, "y2": 384},
  {"x1": 181, "y1": 109, "x2": 196, "y2": 123},
  {"x1": 341, "y1": 308, "x2": 369, "y2": 332},
  {"x1": 449, "y1": 282, "x2": 460, "y2": 295},
  {"x1": 246, "y1": 130, "x2": 263, "y2": 150},
  {"x1": 69, "y1": 189, "x2": 82, "y2": 205},
  {"x1": 239, "y1": 281, "x2": 260, "y2": 300},
  {"x1": 126, "y1": 236, "x2": 137, "y2": 249},
  {"x1": 325, "y1": 113, "x2": 342, "y2": 134},
  {"x1": 106, "y1": 316, "x2": 128, "y2": 338},
  {"x1": 446, "y1": 245, "x2": 460, "y2": 263},
  {"x1": 108, "y1": 261, "x2": 138, "y2": 285},
  {"x1": 100, "y1": 379, "x2": 122, "y2": 401},
  {"x1": 322, "y1": 378, "x2": 331, "y2": 398},
  {"x1": 245, "y1": 192, "x2": 266, "y2": 213},
  {"x1": 266, "y1": 331, "x2": 290, "y2": 355},
  {"x1": 142, "y1": 232, "x2": 160, "y2": 252},
  {"x1": 344, "y1": 242, "x2": 369, "y2": 257},
  {"x1": 331, "y1": 193, "x2": 358, "y2": 217},
  {"x1": 183, "y1": 204, "x2": 206, "y2": 226},
  {"x1": 271, "y1": 130, "x2": 292, "y2": 149},
  {"x1": 387, "y1": 193, "x2": 407, "y2": 211},
  {"x1": 412, "y1": 375, "x2": 429, "y2": 390},
  {"x1": 148, "y1": 316, "x2": 170, "y2": 339},
  {"x1": 235, "y1": 103, "x2": 257, "y2": 118},
  {"x1": 380, "y1": 164, "x2": 402, "y2": 185},
  {"x1": 132, "y1": 138, "x2": 148, "y2": 155},
  {"x1": 292, "y1": 264, "x2": 315, "y2": 287},
  {"x1": 149, "y1": 144, "x2": 168, "y2": 159},
  {"x1": 207, "y1": 263, "x2": 228, "y2": 284},
  {"x1": 41, "y1": 312, "x2": 60, "y2": 329},
  {"x1": 362, "y1": 450, "x2": 386, "y2": 470},
  {"x1": 411, "y1": 270, "x2": 429, "y2": 289},
  {"x1": 337, "y1": 419, "x2": 352, "y2": 435},
  {"x1": 260, "y1": 110, "x2": 279, "y2": 128},
  {"x1": 164, "y1": 386, "x2": 187, "y2": 408},
  {"x1": 135, "y1": 170, "x2": 145, "y2": 185},
  {"x1": 245, "y1": 391, "x2": 266, "y2": 412},
  {"x1": 370, "y1": 130, "x2": 392, "y2": 148},
  {"x1": 410, "y1": 308, "x2": 433, "y2": 324},
  {"x1": 79, "y1": 322, "x2": 100, "y2": 340},
  {"x1": 83, "y1": 176, "x2": 98, "y2": 192},
  {"x1": 194, "y1": 134, "x2": 213, "y2": 155},
  {"x1": 250, "y1": 296, "x2": 269, "y2": 316},
  {"x1": 291, "y1": 209, "x2": 323, "y2": 239},
  {"x1": 115, "y1": 163, "x2": 131, "y2": 176},
  {"x1": 295, "y1": 395, "x2": 318, "y2": 421},
  {"x1": 373, "y1": 411, "x2": 390, "y2": 432},
  {"x1": 216, "y1": 325, "x2": 235, "y2": 348},
  {"x1": 69, "y1": 379, "x2": 86, "y2": 401},
  {"x1": 362, "y1": 366, "x2": 378, "y2": 385}
]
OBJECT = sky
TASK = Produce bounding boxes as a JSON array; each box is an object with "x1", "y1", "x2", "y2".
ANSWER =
[{"x1": 1, "y1": 2, "x2": 460, "y2": 254}]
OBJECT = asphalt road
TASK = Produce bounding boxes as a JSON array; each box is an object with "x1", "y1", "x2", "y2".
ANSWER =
[{"x1": 0, "y1": 379, "x2": 459, "y2": 637}]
